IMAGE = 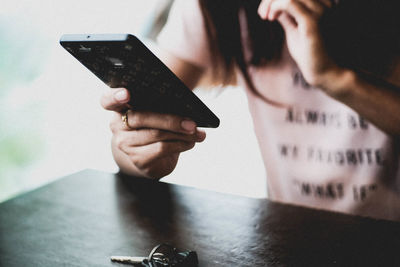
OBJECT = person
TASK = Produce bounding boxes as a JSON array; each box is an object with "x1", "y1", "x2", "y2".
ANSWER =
[{"x1": 100, "y1": 0, "x2": 400, "y2": 221}]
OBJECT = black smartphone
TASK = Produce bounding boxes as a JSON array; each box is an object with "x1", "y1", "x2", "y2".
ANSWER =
[{"x1": 59, "y1": 33, "x2": 220, "y2": 128}]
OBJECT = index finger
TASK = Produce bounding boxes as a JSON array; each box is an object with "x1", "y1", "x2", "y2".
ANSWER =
[
  {"x1": 258, "y1": 0, "x2": 273, "y2": 19},
  {"x1": 125, "y1": 110, "x2": 198, "y2": 134}
]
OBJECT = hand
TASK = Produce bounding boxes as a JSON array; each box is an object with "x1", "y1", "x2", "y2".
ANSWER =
[
  {"x1": 258, "y1": 0, "x2": 344, "y2": 89},
  {"x1": 100, "y1": 88, "x2": 206, "y2": 179}
]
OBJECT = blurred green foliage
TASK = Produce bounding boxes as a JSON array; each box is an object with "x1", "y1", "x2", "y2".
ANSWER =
[
  {"x1": 0, "y1": 132, "x2": 44, "y2": 168},
  {"x1": 0, "y1": 17, "x2": 48, "y2": 92},
  {"x1": 0, "y1": 16, "x2": 49, "y2": 196}
]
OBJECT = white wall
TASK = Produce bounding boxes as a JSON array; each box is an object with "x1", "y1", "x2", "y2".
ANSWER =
[{"x1": 0, "y1": 0, "x2": 267, "y2": 201}]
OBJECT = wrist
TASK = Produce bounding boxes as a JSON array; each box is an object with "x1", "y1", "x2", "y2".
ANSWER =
[{"x1": 316, "y1": 67, "x2": 357, "y2": 100}]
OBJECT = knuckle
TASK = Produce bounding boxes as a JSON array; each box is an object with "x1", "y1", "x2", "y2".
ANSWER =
[
  {"x1": 149, "y1": 129, "x2": 163, "y2": 140},
  {"x1": 115, "y1": 135, "x2": 126, "y2": 151},
  {"x1": 165, "y1": 120, "x2": 175, "y2": 131},
  {"x1": 140, "y1": 164, "x2": 154, "y2": 176},
  {"x1": 109, "y1": 113, "x2": 123, "y2": 133},
  {"x1": 130, "y1": 155, "x2": 145, "y2": 169},
  {"x1": 155, "y1": 142, "x2": 168, "y2": 155},
  {"x1": 109, "y1": 120, "x2": 121, "y2": 134},
  {"x1": 129, "y1": 112, "x2": 143, "y2": 128},
  {"x1": 164, "y1": 114, "x2": 180, "y2": 130}
]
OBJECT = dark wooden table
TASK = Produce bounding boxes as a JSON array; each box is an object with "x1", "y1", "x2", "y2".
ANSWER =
[{"x1": 1, "y1": 170, "x2": 400, "y2": 266}]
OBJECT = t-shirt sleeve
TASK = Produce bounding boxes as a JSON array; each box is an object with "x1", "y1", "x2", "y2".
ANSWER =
[{"x1": 157, "y1": 0, "x2": 211, "y2": 68}]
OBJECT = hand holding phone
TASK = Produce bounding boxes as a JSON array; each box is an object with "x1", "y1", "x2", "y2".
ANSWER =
[
  {"x1": 60, "y1": 33, "x2": 219, "y2": 128},
  {"x1": 102, "y1": 87, "x2": 206, "y2": 179},
  {"x1": 60, "y1": 33, "x2": 214, "y2": 178}
]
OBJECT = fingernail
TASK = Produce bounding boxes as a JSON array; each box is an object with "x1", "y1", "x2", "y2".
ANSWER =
[
  {"x1": 181, "y1": 120, "x2": 196, "y2": 133},
  {"x1": 114, "y1": 89, "x2": 128, "y2": 102}
]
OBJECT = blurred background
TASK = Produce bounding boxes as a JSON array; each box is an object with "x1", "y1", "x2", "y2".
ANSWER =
[{"x1": 0, "y1": 0, "x2": 266, "y2": 202}]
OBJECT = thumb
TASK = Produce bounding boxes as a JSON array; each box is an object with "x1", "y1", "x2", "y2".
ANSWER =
[{"x1": 100, "y1": 88, "x2": 130, "y2": 112}]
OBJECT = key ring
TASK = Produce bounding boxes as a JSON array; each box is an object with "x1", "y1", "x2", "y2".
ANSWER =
[
  {"x1": 148, "y1": 244, "x2": 175, "y2": 266},
  {"x1": 149, "y1": 244, "x2": 198, "y2": 267},
  {"x1": 122, "y1": 110, "x2": 131, "y2": 129}
]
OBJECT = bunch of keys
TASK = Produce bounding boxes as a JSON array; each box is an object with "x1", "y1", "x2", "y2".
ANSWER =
[{"x1": 110, "y1": 243, "x2": 198, "y2": 267}]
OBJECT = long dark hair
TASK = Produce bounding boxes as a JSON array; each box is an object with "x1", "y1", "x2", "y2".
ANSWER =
[
  {"x1": 199, "y1": 0, "x2": 400, "y2": 104},
  {"x1": 199, "y1": 0, "x2": 285, "y2": 105}
]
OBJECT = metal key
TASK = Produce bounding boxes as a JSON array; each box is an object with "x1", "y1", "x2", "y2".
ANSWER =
[
  {"x1": 111, "y1": 244, "x2": 170, "y2": 266},
  {"x1": 110, "y1": 255, "x2": 149, "y2": 265},
  {"x1": 110, "y1": 244, "x2": 198, "y2": 267}
]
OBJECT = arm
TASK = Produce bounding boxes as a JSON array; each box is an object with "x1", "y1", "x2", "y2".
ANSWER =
[
  {"x1": 318, "y1": 67, "x2": 400, "y2": 137},
  {"x1": 157, "y1": 48, "x2": 206, "y2": 89},
  {"x1": 258, "y1": 0, "x2": 400, "y2": 136}
]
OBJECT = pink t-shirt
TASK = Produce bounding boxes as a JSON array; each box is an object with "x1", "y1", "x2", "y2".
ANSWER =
[{"x1": 157, "y1": 0, "x2": 400, "y2": 221}]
